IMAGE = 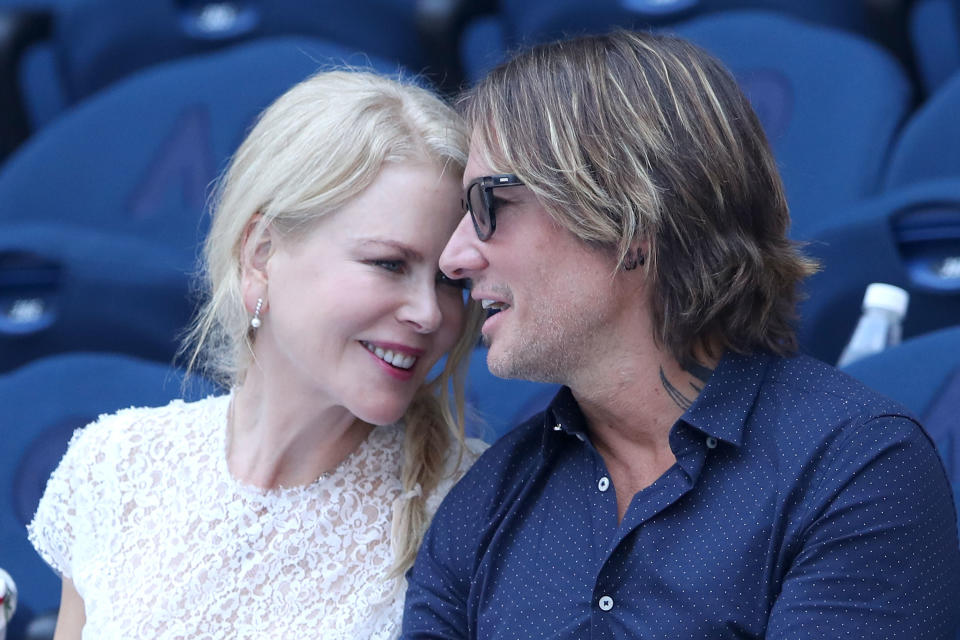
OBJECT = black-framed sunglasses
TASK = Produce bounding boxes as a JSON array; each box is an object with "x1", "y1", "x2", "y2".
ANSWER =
[{"x1": 462, "y1": 174, "x2": 525, "y2": 241}]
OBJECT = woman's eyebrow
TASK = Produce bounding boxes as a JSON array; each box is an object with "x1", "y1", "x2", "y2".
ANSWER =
[{"x1": 354, "y1": 238, "x2": 424, "y2": 262}]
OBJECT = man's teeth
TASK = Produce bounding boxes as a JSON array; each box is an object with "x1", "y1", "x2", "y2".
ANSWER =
[
  {"x1": 481, "y1": 299, "x2": 509, "y2": 310},
  {"x1": 363, "y1": 342, "x2": 417, "y2": 369}
]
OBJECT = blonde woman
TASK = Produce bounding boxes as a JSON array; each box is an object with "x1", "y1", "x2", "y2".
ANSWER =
[{"x1": 28, "y1": 69, "x2": 484, "y2": 639}]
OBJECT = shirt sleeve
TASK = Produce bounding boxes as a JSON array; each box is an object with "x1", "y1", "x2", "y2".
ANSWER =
[
  {"x1": 767, "y1": 414, "x2": 960, "y2": 638},
  {"x1": 26, "y1": 415, "x2": 117, "y2": 580}
]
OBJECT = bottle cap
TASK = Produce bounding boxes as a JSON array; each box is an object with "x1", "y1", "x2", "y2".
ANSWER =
[{"x1": 862, "y1": 283, "x2": 909, "y2": 317}]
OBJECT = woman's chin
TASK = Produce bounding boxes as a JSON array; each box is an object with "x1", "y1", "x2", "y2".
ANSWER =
[{"x1": 351, "y1": 400, "x2": 409, "y2": 427}]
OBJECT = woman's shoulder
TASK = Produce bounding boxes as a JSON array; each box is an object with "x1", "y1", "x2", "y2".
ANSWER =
[
  {"x1": 424, "y1": 436, "x2": 489, "y2": 514},
  {"x1": 449, "y1": 437, "x2": 488, "y2": 477},
  {"x1": 67, "y1": 394, "x2": 228, "y2": 469}
]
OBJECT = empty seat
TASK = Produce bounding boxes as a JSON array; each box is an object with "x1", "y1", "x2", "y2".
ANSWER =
[
  {"x1": 671, "y1": 11, "x2": 912, "y2": 240},
  {"x1": 0, "y1": 352, "x2": 217, "y2": 639},
  {"x1": 797, "y1": 179, "x2": 960, "y2": 364},
  {"x1": 0, "y1": 36, "x2": 400, "y2": 372},
  {"x1": 884, "y1": 69, "x2": 960, "y2": 191},
  {"x1": 460, "y1": 1, "x2": 878, "y2": 84},
  {"x1": 841, "y1": 325, "x2": 960, "y2": 521},
  {"x1": 909, "y1": 0, "x2": 960, "y2": 97},
  {"x1": 0, "y1": 0, "x2": 428, "y2": 161}
]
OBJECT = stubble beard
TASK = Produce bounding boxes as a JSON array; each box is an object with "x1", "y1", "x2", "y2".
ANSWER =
[{"x1": 485, "y1": 307, "x2": 594, "y2": 386}]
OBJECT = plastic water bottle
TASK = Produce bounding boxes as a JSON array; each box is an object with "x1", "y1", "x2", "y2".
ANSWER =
[{"x1": 837, "y1": 283, "x2": 910, "y2": 368}]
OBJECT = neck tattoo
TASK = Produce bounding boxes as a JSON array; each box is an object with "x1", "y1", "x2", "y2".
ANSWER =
[{"x1": 659, "y1": 360, "x2": 715, "y2": 411}]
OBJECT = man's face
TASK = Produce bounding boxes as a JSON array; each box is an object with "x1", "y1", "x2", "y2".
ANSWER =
[{"x1": 439, "y1": 136, "x2": 626, "y2": 385}]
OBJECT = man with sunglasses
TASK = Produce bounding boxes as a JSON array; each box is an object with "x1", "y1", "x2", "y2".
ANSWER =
[{"x1": 402, "y1": 30, "x2": 960, "y2": 639}]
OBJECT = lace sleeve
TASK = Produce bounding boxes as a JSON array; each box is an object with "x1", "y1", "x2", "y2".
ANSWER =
[{"x1": 27, "y1": 414, "x2": 121, "y2": 579}]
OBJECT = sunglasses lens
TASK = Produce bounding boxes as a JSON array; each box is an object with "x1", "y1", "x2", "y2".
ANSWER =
[{"x1": 468, "y1": 183, "x2": 492, "y2": 240}]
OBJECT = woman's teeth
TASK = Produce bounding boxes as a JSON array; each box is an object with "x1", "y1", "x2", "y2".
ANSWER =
[{"x1": 362, "y1": 342, "x2": 417, "y2": 370}]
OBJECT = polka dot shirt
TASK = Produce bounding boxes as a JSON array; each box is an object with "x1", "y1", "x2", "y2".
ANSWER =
[{"x1": 402, "y1": 351, "x2": 960, "y2": 639}]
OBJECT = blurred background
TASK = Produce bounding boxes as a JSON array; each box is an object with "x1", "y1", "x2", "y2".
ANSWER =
[{"x1": 0, "y1": 0, "x2": 958, "y2": 637}]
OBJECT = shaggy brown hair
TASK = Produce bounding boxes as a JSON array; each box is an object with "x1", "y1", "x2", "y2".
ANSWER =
[{"x1": 460, "y1": 30, "x2": 819, "y2": 364}]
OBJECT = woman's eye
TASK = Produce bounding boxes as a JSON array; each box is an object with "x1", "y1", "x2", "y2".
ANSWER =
[
  {"x1": 437, "y1": 271, "x2": 470, "y2": 290},
  {"x1": 371, "y1": 259, "x2": 404, "y2": 273}
]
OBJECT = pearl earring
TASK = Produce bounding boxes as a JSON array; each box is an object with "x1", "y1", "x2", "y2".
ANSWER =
[{"x1": 250, "y1": 298, "x2": 263, "y2": 329}]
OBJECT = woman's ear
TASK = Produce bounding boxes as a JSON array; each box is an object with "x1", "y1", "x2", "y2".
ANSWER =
[{"x1": 239, "y1": 215, "x2": 274, "y2": 314}]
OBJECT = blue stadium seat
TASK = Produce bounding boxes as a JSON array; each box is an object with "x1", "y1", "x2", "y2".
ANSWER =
[
  {"x1": 460, "y1": 1, "x2": 877, "y2": 84},
  {"x1": 0, "y1": 0, "x2": 425, "y2": 161},
  {"x1": 884, "y1": 69, "x2": 960, "y2": 190},
  {"x1": 670, "y1": 11, "x2": 911, "y2": 240},
  {"x1": 909, "y1": 0, "x2": 960, "y2": 97},
  {"x1": 464, "y1": 345, "x2": 559, "y2": 443},
  {"x1": 0, "y1": 223, "x2": 194, "y2": 373},
  {"x1": 841, "y1": 324, "x2": 960, "y2": 423},
  {"x1": 798, "y1": 179, "x2": 960, "y2": 364},
  {"x1": 0, "y1": 36, "x2": 400, "y2": 372},
  {"x1": 841, "y1": 325, "x2": 960, "y2": 525},
  {"x1": 0, "y1": 352, "x2": 218, "y2": 640}
]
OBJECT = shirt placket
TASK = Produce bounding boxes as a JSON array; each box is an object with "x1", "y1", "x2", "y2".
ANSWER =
[{"x1": 585, "y1": 428, "x2": 709, "y2": 639}]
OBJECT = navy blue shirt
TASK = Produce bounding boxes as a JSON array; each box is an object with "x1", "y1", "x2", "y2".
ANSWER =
[{"x1": 403, "y1": 352, "x2": 960, "y2": 639}]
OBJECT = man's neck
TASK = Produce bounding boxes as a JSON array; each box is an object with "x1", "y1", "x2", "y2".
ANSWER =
[
  {"x1": 570, "y1": 346, "x2": 718, "y2": 522},
  {"x1": 572, "y1": 345, "x2": 717, "y2": 440}
]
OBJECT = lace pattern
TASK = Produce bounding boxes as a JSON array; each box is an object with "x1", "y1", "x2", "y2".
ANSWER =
[{"x1": 28, "y1": 394, "x2": 482, "y2": 639}]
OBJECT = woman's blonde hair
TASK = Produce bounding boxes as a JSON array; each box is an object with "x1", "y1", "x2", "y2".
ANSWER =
[{"x1": 181, "y1": 69, "x2": 483, "y2": 574}]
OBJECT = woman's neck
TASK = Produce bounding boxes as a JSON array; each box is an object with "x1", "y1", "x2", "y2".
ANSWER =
[{"x1": 227, "y1": 366, "x2": 373, "y2": 489}]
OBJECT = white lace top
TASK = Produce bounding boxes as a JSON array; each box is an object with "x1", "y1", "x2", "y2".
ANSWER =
[{"x1": 28, "y1": 394, "x2": 483, "y2": 639}]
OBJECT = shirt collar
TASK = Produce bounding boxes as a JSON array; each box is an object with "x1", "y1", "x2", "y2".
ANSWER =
[
  {"x1": 539, "y1": 350, "x2": 771, "y2": 452},
  {"x1": 541, "y1": 386, "x2": 588, "y2": 454},
  {"x1": 680, "y1": 350, "x2": 771, "y2": 447}
]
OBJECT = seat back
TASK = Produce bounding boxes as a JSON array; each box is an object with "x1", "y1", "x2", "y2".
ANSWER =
[
  {"x1": 672, "y1": 10, "x2": 912, "y2": 240},
  {"x1": 7, "y1": 0, "x2": 424, "y2": 146},
  {"x1": 499, "y1": 0, "x2": 872, "y2": 46},
  {"x1": 909, "y1": 0, "x2": 960, "y2": 96},
  {"x1": 53, "y1": 0, "x2": 424, "y2": 101},
  {"x1": 798, "y1": 179, "x2": 960, "y2": 364},
  {"x1": 0, "y1": 352, "x2": 217, "y2": 639},
  {"x1": 840, "y1": 325, "x2": 960, "y2": 521},
  {"x1": 884, "y1": 70, "x2": 960, "y2": 190},
  {"x1": 0, "y1": 36, "x2": 400, "y2": 371},
  {"x1": 460, "y1": 1, "x2": 878, "y2": 84}
]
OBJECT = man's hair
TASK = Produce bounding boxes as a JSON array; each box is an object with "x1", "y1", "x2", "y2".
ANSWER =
[{"x1": 460, "y1": 30, "x2": 819, "y2": 365}]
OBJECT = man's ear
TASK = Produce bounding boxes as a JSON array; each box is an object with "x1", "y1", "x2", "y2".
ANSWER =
[
  {"x1": 239, "y1": 215, "x2": 273, "y2": 314},
  {"x1": 622, "y1": 238, "x2": 649, "y2": 272}
]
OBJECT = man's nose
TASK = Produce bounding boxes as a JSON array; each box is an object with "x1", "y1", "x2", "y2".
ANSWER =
[{"x1": 440, "y1": 213, "x2": 487, "y2": 280}]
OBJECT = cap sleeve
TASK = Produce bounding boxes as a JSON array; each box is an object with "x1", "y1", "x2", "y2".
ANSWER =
[{"x1": 27, "y1": 414, "x2": 120, "y2": 579}]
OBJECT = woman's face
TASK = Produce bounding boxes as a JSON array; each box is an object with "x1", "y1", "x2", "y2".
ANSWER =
[{"x1": 248, "y1": 161, "x2": 467, "y2": 425}]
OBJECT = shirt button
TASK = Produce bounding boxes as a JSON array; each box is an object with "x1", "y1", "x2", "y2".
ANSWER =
[
  {"x1": 553, "y1": 423, "x2": 563, "y2": 431},
  {"x1": 598, "y1": 595, "x2": 614, "y2": 611},
  {"x1": 706, "y1": 436, "x2": 718, "y2": 449},
  {"x1": 597, "y1": 476, "x2": 610, "y2": 492}
]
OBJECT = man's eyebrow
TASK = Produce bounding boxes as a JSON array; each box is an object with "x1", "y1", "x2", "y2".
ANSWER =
[{"x1": 354, "y1": 238, "x2": 424, "y2": 262}]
